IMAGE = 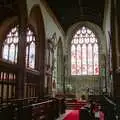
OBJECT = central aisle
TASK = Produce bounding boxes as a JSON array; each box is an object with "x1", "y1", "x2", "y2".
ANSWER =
[{"x1": 63, "y1": 110, "x2": 79, "y2": 120}]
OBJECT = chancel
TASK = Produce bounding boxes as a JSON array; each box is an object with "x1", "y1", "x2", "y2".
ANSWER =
[{"x1": 0, "y1": 0, "x2": 120, "y2": 120}]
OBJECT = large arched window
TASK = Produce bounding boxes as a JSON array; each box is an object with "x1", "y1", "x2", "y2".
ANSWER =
[
  {"x1": 2, "y1": 26, "x2": 36, "y2": 69},
  {"x1": 71, "y1": 26, "x2": 99, "y2": 75},
  {"x1": 2, "y1": 27, "x2": 19, "y2": 63}
]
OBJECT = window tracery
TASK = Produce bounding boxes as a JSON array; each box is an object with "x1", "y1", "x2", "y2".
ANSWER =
[
  {"x1": 2, "y1": 26, "x2": 36, "y2": 69},
  {"x1": 71, "y1": 26, "x2": 99, "y2": 75},
  {"x1": 26, "y1": 28, "x2": 35, "y2": 69},
  {"x1": 2, "y1": 27, "x2": 18, "y2": 63}
]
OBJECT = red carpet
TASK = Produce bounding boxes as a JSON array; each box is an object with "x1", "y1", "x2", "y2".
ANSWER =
[
  {"x1": 64, "y1": 110, "x2": 79, "y2": 120},
  {"x1": 64, "y1": 101, "x2": 104, "y2": 120},
  {"x1": 63, "y1": 109, "x2": 104, "y2": 120}
]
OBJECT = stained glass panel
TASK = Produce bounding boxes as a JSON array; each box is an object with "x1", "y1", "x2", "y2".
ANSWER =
[
  {"x1": 71, "y1": 45, "x2": 76, "y2": 75},
  {"x1": 3, "y1": 45, "x2": 9, "y2": 60},
  {"x1": 76, "y1": 45, "x2": 81, "y2": 75},
  {"x1": 82, "y1": 44, "x2": 87, "y2": 75},
  {"x1": 9, "y1": 44, "x2": 15, "y2": 62},
  {"x1": 26, "y1": 28, "x2": 36, "y2": 69},
  {"x1": 29, "y1": 42, "x2": 35, "y2": 68},
  {"x1": 88, "y1": 44, "x2": 93, "y2": 75},
  {"x1": 2, "y1": 27, "x2": 36, "y2": 69},
  {"x1": 93, "y1": 44, "x2": 99, "y2": 75},
  {"x1": 71, "y1": 26, "x2": 99, "y2": 75}
]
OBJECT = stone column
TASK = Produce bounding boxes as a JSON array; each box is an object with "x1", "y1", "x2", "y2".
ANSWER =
[
  {"x1": 111, "y1": 0, "x2": 120, "y2": 99},
  {"x1": 16, "y1": 0, "x2": 27, "y2": 98}
]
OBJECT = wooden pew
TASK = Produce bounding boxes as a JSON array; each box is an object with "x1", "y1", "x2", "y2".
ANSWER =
[{"x1": 0, "y1": 97, "x2": 64, "y2": 120}]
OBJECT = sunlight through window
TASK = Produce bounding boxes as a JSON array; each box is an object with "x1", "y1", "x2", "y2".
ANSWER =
[{"x1": 71, "y1": 26, "x2": 99, "y2": 75}]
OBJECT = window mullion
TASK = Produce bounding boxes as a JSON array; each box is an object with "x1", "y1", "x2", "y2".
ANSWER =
[
  {"x1": 81, "y1": 44, "x2": 83, "y2": 75},
  {"x1": 8, "y1": 44, "x2": 10, "y2": 61},
  {"x1": 86, "y1": 44, "x2": 88, "y2": 75},
  {"x1": 15, "y1": 44, "x2": 17, "y2": 63},
  {"x1": 26, "y1": 29, "x2": 36, "y2": 69},
  {"x1": 48, "y1": 46, "x2": 50, "y2": 66},
  {"x1": 75, "y1": 44, "x2": 77, "y2": 75},
  {"x1": 92, "y1": 44, "x2": 94, "y2": 75},
  {"x1": 27, "y1": 44, "x2": 30, "y2": 67},
  {"x1": 13, "y1": 44, "x2": 15, "y2": 63},
  {"x1": 80, "y1": 44, "x2": 82, "y2": 75}
]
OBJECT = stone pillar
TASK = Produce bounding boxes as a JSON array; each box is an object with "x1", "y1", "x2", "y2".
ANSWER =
[
  {"x1": 16, "y1": 0, "x2": 27, "y2": 98},
  {"x1": 37, "y1": 20, "x2": 45, "y2": 97},
  {"x1": 111, "y1": 0, "x2": 120, "y2": 99}
]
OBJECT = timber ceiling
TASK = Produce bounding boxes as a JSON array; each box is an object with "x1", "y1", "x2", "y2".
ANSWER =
[
  {"x1": 0, "y1": 0, "x2": 17, "y2": 25},
  {"x1": 0, "y1": 0, "x2": 105, "y2": 32},
  {"x1": 46, "y1": 0, "x2": 105, "y2": 32}
]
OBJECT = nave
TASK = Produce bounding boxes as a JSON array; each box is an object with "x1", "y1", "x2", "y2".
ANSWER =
[
  {"x1": 0, "y1": 0, "x2": 120, "y2": 119},
  {"x1": 57, "y1": 95, "x2": 112, "y2": 120},
  {"x1": 57, "y1": 96, "x2": 116, "y2": 120}
]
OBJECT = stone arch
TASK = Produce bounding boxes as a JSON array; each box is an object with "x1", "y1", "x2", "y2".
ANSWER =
[
  {"x1": 28, "y1": 4, "x2": 45, "y2": 37},
  {"x1": 0, "y1": 16, "x2": 18, "y2": 58},
  {"x1": 66, "y1": 21, "x2": 106, "y2": 53},
  {"x1": 0, "y1": 16, "x2": 37, "y2": 67},
  {"x1": 65, "y1": 21, "x2": 107, "y2": 97},
  {"x1": 0, "y1": 16, "x2": 18, "y2": 43},
  {"x1": 29, "y1": 4, "x2": 45, "y2": 70},
  {"x1": 66, "y1": 21, "x2": 106, "y2": 76},
  {"x1": 29, "y1": 4, "x2": 45, "y2": 96}
]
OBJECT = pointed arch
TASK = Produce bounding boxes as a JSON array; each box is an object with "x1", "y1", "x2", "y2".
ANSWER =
[
  {"x1": 29, "y1": 4, "x2": 45, "y2": 96},
  {"x1": 66, "y1": 21, "x2": 106, "y2": 77},
  {"x1": 29, "y1": 4, "x2": 45, "y2": 71},
  {"x1": 26, "y1": 27, "x2": 36, "y2": 69},
  {"x1": 0, "y1": 17, "x2": 18, "y2": 58},
  {"x1": 71, "y1": 26, "x2": 99, "y2": 75}
]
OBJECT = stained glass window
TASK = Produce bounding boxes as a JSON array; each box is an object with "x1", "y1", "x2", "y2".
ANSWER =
[
  {"x1": 2, "y1": 27, "x2": 36, "y2": 69},
  {"x1": 2, "y1": 27, "x2": 18, "y2": 63},
  {"x1": 71, "y1": 26, "x2": 99, "y2": 75},
  {"x1": 26, "y1": 28, "x2": 35, "y2": 69}
]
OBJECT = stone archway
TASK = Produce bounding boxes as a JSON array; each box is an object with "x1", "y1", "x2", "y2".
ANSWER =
[
  {"x1": 65, "y1": 21, "x2": 107, "y2": 99},
  {"x1": 29, "y1": 4, "x2": 46, "y2": 97}
]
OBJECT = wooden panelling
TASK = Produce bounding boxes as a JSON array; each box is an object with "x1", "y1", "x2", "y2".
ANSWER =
[{"x1": 0, "y1": 61, "x2": 17, "y2": 104}]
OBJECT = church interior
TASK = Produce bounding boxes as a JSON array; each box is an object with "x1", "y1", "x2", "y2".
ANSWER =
[{"x1": 0, "y1": 0, "x2": 120, "y2": 119}]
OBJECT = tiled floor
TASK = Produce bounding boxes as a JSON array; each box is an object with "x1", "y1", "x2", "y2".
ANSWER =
[{"x1": 56, "y1": 110, "x2": 73, "y2": 120}]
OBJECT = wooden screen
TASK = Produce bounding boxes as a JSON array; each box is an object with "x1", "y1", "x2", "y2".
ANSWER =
[{"x1": 0, "y1": 60, "x2": 16, "y2": 104}]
